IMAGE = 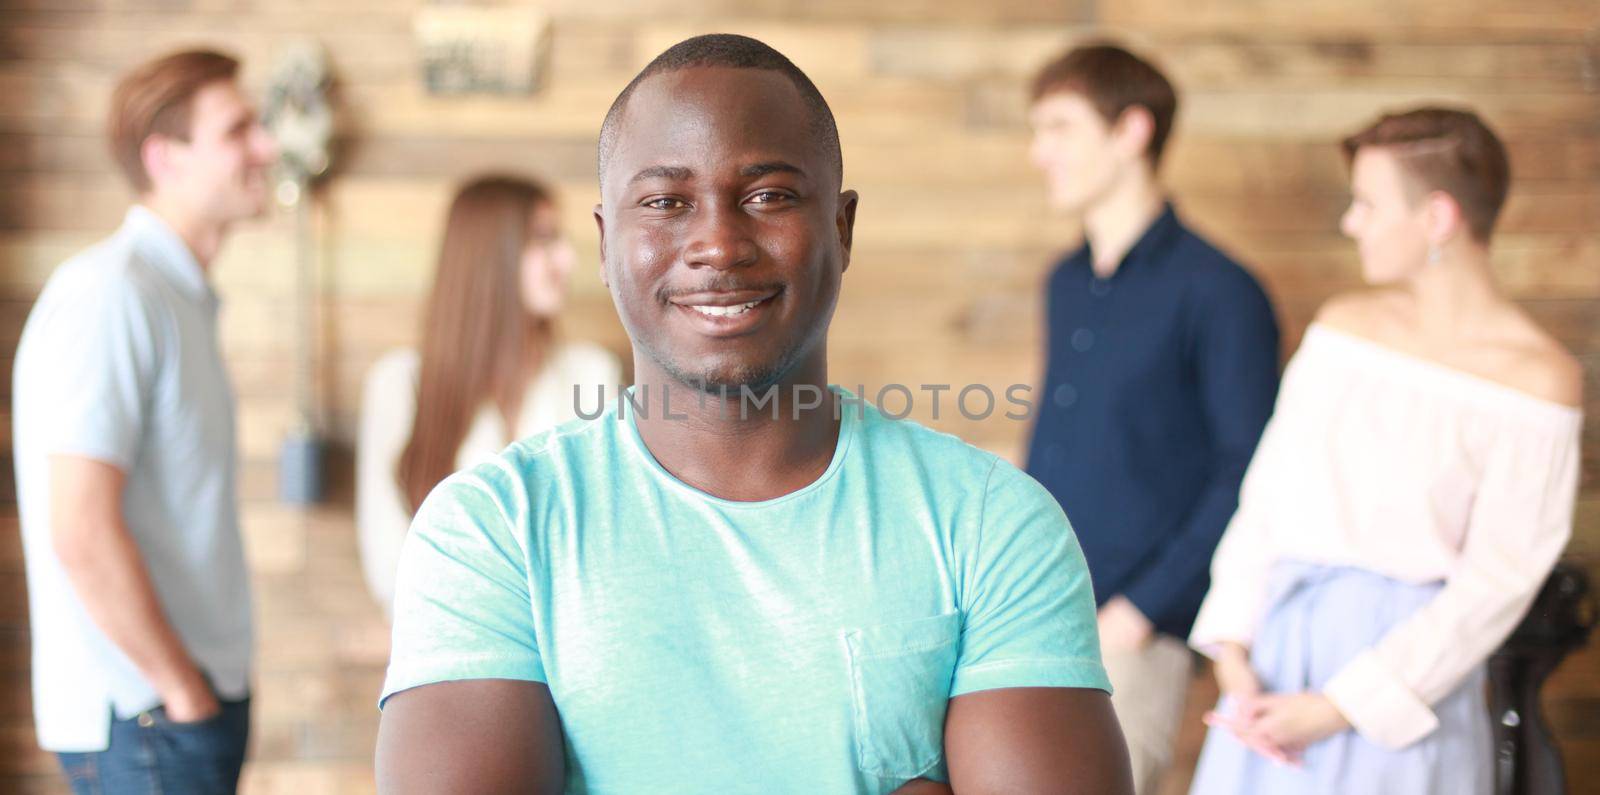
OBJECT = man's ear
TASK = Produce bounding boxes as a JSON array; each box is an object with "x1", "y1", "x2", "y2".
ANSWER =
[
  {"x1": 593, "y1": 203, "x2": 609, "y2": 288},
  {"x1": 1113, "y1": 106, "x2": 1155, "y2": 164},
  {"x1": 140, "y1": 134, "x2": 179, "y2": 190},
  {"x1": 836, "y1": 190, "x2": 859, "y2": 273}
]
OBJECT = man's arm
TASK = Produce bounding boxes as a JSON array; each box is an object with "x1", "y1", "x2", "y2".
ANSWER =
[
  {"x1": 945, "y1": 687, "x2": 1132, "y2": 794},
  {"x1": 376, "y1": 679, "x2": 565, "y2": 794},
  {"x1": 939, "y1": 459, "x2": 1129, "y2": 792},
  {"x1": 377, "y1": 472, "x2": 556, "y2": 790},
  {"x1": 49, "y1": 455, "x2": 219, "y2": 721}
]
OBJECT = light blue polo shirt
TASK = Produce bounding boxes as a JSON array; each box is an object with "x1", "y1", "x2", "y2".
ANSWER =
[
  {"x1": 382, "y1": 393, "x2": 1109, "y2": 793},
  {"x1": 12, "y1": 206, "x2": 252, "y2": 752}
]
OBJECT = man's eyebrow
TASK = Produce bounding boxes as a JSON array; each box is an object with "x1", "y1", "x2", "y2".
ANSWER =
[
  {"x1": 740, "y1": 162, "x2": 804, "y2": 178},
  {"x1": 629, "y1": 165, "x2": 693, "y2": 184}
]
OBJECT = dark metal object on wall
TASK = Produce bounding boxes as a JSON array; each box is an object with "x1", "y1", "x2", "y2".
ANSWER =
[{"x1": 1489, "y1": 563, "x2": 1595, "y2": 795}]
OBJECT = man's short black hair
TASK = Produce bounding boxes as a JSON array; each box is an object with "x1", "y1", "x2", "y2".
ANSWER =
[{"x1": 597, "y1": 33, "x2": 843, "y2": 188}]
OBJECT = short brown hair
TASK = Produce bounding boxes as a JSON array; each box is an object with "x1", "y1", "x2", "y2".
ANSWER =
[
  {"x1": 107, "y1": 49, "x2": 240, "y2": 192},
  {"x1": 1031, "y1": 42, "x2": 1178, "y2": 168},
  {"x1": 1341, "y1": 107, "x2": 1511, "y2": 244}
]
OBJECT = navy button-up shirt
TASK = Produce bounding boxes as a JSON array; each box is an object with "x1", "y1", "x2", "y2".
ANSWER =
[{"x1": 1024, "y1": 204, "x2": 1280, "y2": 639}]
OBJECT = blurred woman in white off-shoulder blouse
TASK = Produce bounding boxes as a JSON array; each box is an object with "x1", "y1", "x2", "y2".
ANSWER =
[
  {"x1": 1187, "y1": 108, "x2": 1584, "y2": 795},
  {"x1": 358, "y1": 176, "x2": 620, "y2": 617}
]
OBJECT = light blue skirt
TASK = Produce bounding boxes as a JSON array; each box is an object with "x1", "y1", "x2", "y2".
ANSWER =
[{"x1": 1188, "y1": 563, "x2": 1492, "y2": 795}]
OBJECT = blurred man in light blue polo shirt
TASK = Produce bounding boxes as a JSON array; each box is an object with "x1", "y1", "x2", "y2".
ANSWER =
[{"x1": 11, "y1": 49, "x2": 275, "y2": 794}]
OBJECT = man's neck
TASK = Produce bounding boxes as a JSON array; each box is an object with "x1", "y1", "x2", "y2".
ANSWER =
[
  {"x1": 141, "y1": 195, "x2": 227, "y2": 272},
  {"x1": 1081, "y1": 175, "x2": 1165, "y2": 279},
  {"x1": 631, "y1": 359, "x2": 840, "y2": 503}
]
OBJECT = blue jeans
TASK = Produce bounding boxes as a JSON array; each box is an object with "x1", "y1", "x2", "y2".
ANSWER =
[{"x1": 56, "y1": 696, "x2": 251, "y2": 795}]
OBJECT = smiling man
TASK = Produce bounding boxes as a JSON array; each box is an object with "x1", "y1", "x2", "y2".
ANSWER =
[
  {"x1": 13, "y1": 49, "x2": 275, "y2": 793},
  {"x1": 375, "y1": 34, "x2": 1131, "y2": 795}
]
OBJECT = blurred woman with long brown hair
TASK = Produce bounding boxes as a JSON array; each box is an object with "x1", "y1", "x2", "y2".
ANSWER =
[{"x1": 357, "y1": 175, "x2": 620, "y2": 616}]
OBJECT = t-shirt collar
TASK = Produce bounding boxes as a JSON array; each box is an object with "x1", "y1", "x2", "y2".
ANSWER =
[{"x1": 620, "y1": 384, "x2": 859, "y2": 509}]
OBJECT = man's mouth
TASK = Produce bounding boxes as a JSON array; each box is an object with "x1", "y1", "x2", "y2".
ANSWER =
[
  {"x1": 681, "y1": 298, "x2": 766, "y2": 318},
  {"x1": 671, "y1": 288, "x2": 780, "y2": 314},
  {"x1": 667, "y1": 288, "x2": 782, "y2": 334}
]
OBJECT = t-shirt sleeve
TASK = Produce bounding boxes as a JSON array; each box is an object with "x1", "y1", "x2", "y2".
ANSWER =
[
  {"x1": 379, "y1": 469, "x2": 546, "y2": 708},
  {"x1": 949, "y1": 459, "x2": 1111, "y2": 698},
  {"x1": 35, "y1": 274, "x2": 161, "y2": 469}
]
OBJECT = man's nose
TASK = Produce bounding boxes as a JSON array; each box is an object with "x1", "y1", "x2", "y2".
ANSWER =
[{"x1": 683, "y1": 204, "x2": 758, "y2": 271}]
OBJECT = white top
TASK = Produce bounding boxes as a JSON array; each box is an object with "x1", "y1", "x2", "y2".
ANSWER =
[
  {"x1": 11, "y1": 206, "x2": 254, "y2": 752},
  {"x1": 1189, "y1": 323, "x2": 1582, "y2": 751},
  {"x1": 356, "y1": 342, "x2": 621, "y2": 616}
]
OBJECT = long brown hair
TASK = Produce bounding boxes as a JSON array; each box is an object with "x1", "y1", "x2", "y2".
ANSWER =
[{"x1": 399, "y1": 175, "x2": 556, "y2": 512}]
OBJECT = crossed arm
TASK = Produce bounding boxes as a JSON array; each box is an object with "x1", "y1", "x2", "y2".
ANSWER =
[{"x1": 376, "y1": 680, "x2": 1131, "y2": 794}]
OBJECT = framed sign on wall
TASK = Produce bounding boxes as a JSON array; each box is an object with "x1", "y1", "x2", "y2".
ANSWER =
[{"x1": 414, "y1": 4, "x2": 551, "y2": 95}]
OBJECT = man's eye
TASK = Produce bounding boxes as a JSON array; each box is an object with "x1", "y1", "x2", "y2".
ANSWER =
[
  {"x1": 643, "y1": 197, "x2": 685, "y2": 210},
  {"x1": 748, "y1": 191, "x2": 791, "y2": 205}
]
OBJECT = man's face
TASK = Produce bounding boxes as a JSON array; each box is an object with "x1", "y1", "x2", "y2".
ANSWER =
[
  {"x1": 155, "y1": 80, "x2": 276, "y2": 223},
  {"x1": 1028, "y1": 91, "x2": 1123, "y2": 214},
  {"x1": 596, "y1": 67, "x2": 857, "y2": 393}
]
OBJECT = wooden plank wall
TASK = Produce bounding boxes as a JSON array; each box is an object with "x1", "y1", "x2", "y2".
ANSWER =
[{"x1": 0, "y1": 1, "x2": 1595, "y2": 792}]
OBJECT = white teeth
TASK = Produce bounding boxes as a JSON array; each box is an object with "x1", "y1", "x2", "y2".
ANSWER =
[{"x1": 687, "y1": 300, "x2": 762, "y2": 317}]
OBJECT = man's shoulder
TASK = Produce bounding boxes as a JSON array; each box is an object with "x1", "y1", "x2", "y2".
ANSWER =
[
  {"x1": 42, "y1": 233, "x2": 157, "y2": 300},
  {"x1": 1169, "y1": 227, "x2": 1268, "y2": 299},
  {"x1": 20, "y1": 235, "x2": 166, "y2": 357},
  {"x1": 461, "y1": 413, "x2": 617, "y2": 493},
  {"x1": 850, "y1": 408, "x2": 1074, "y2": 538},
  {"x1": 853, "y1": 405, "x2": 1021, "y2": 494},
  {"x1": 414, "y1": 415, "x2": 617, "y2": 537},
  {"x1": 42, "y1": 232, "x2": 185, "y2": 340}
]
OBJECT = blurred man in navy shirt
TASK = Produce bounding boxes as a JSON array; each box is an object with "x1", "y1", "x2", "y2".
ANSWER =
[{"x1": 1023, "y1": 43, "x2": 1280, "y2": 793}]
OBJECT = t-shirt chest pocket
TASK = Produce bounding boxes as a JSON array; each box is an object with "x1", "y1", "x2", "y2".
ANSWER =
[{"x1": 842, "y1": 611, "x2": 961, "y2": 780}]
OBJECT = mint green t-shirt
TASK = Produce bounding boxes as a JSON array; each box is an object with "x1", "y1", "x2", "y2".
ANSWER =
[{"x1": 381, "y1": 392, "x2": 1109, "y2": 794}]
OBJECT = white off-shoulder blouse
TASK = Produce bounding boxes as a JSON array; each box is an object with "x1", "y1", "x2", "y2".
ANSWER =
[{"x1": 1189, "y1": 323, "x2": 1583, "y2": 750}]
